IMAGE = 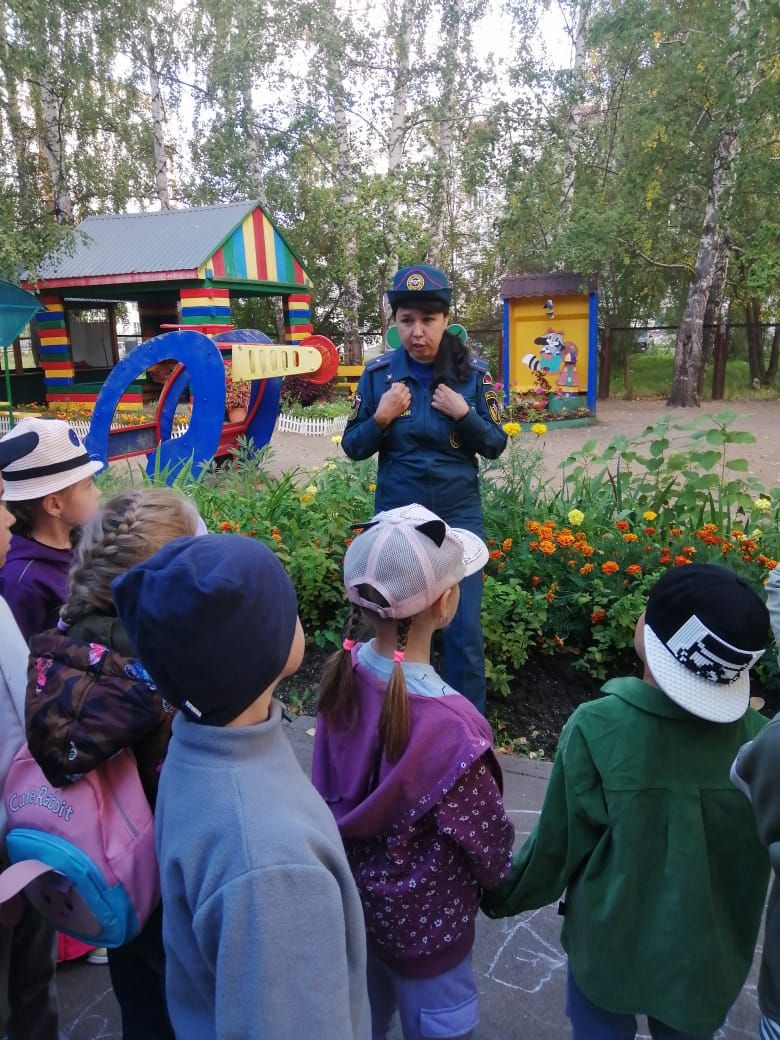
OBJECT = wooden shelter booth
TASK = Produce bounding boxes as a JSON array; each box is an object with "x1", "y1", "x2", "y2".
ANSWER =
[
  {"x1": 501, "y1": 273, "x2": 598, "y2": 414},
  {"x1": 22, "y1": 201, "x2": 314, "y2": 408}
]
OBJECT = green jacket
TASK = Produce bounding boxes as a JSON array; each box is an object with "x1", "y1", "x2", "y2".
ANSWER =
[{"x1": 482, "y1": 677, "x2": 770, "y2": 1034}]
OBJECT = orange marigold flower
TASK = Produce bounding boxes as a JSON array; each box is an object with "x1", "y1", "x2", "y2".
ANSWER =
[
  {"x1": 219, "y1": 521, "x2": 232, "y2": 532},
  {"x1": 591, "y1": 609, "x2": 606, "y2": 624},
  {"x1": 601, "y1": 561, "x2": 620, "y2": 575},
  {"x1": 526, "y1": 520, "x2": 542, "y2": 533},
  {"x1": 531, "y1": 575, "x2": 541, "y2": 586},
  {"x1": 557, "y1": 533, "x2": 576, "y2": 547},
  {"x1": 721, "y1": 543, "x2": 730, "y2": 555},
  {"x1": 489, "y1": 549, "x2": 503, "y2": 559},
  {"x1": 539, "y1": 540, "x2": 556, "y2": 555},
  {"x1": 626, "y1": 564, "x2": 642, "y2": 576},
  {"x1": 622, "y1": 532, "x2": 639, "y2": 543},
  {"x1": 271, "y1": 528, "x2": 282, "y2": 541},
  {"x1": 545, "y1": 591, "x2": 555, "y2": 603},
  {"x1": 674, "y1": 555, "x2": 692, "y2": 566},
  {"x1": 615, "y1": 521, "x2": 630, "y2": 532},
  {"x1": 502, "y1": 538, "x2": 513, "y2": 552},
  {"x1": 669, "y1": 527, "x2": 682, "y2": 536},
  {"x1": 767, "y1": 559, "x2": 778, "y2": 569},
  {"x1": 529, "y1": 540, "x2": 540, "y2": 551},
  {"x1": 553, "y1": 635, "x2": 565, "y2": 649},
  {"x1": 681, "y1": 545, "x2": 696, "y2": 556},
  {"x1": 703, "y1": 523, "x2": 718, "y2": 532},
  {"x1": 579, "y1": 544, "x2": 595, "y2": 557},
  {"x1": 580, "y1": 563, "x2": 595, "y2": 575},
  {"x1": 644, "y1": 527, "x2": 656, "y2": 536}
]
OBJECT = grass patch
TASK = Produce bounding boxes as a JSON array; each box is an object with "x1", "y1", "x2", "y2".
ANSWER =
[{"x1": 610, "y1": 353, "x2": 779, "y2": 401}]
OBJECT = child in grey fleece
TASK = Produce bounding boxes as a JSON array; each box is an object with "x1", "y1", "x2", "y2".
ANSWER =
[
  {"x1": 112, "y1": 534, "x2": 371, "y2": 1040},
  {"x1": 731, "y1": 563, "x2": 780, "y2": 1040}
]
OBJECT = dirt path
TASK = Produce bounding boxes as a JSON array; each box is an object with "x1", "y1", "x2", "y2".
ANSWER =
[{"x1": 267, "y1": 398, "x2": 780, "y2": 489}]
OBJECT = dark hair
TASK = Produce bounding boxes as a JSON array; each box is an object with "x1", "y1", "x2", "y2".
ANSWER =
[
  {"x1": 391, "y1": 300, "x2": 471, "y2": 387},
  {"x1": 7, "y1": 498, "x2": 45, "y2": 537},
  {"x1": 318, "y1": 600, "x2": 414, "y2": 763},
  {"x1": 431, "y1": 330, "x2": 471, "y2": 388}
]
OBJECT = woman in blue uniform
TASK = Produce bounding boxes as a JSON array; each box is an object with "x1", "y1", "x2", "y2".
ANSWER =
[{"x1": 341, "y1": 264, "x2": 507, "y2": 712}]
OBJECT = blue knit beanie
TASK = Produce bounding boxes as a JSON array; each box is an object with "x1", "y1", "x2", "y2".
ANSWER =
[{"x1": 111, "y1": 534, "x2": 299, "y2": 726}]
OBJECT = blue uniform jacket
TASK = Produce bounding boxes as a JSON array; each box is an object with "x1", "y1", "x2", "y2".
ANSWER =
[{"x1": 341, "y1": 348, "x2": 507, "y2": 528}]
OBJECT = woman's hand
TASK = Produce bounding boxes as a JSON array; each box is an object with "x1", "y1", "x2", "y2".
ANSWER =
[
  {"x1": 432, "y1": 384, "x2": 469, "y2": 421},
  {"x1": 374, "y1": 382, "x2": 412, "y2": 429}
]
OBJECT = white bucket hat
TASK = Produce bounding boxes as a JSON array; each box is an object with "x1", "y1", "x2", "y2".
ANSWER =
[
  {"x1": 344, "y1": 503, "x2": 488, "y2": 619},
  {"x1": 0, "y1": 418, "x2": 103, "y2": 501},
  {"x1": 642, "y1": 563, "x2": 769, "y2": 723}
]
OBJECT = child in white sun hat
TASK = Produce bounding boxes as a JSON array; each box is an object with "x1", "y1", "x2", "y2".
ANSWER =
[
  {"x1": 483, "y1": 562, "x2": 771, "y2": 1039},
  {"x1": 0, "y1": 418, "x2": 101, "y2": 643},
  {"x1": 312, "y1": 504, "x2": 515, "y2": 1040}
]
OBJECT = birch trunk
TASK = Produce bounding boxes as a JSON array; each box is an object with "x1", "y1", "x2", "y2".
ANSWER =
[
  {"x1": 562, "y1": 1, "x2": 590, "y2": 205},
  {"x1": 668, "y1": 0, "x2": 748, "y2": 407},
  {"x1": 145, "y1": 27, "x2": 171, "y2": 210},
  {"x1": 384, "y1": 0, "x2": 416, "y2": 302},
  {"x1": 334, "y1": 96, "x2": 362, "y2": 364},
  {"x1": 38, "y1": 77, "x2": 74, "y2": 224}
]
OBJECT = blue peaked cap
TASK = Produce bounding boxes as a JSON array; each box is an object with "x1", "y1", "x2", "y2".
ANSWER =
[{"x1": 387, "y1": 265, "x2": 452, "y2": 310}]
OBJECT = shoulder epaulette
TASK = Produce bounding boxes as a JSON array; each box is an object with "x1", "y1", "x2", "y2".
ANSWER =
[
  {"x1": 470, "y1": 356, "x2": 490, "y2": 372},
  {"x1": 366, "y1": 352, "x2": 393, "y2": 372}
]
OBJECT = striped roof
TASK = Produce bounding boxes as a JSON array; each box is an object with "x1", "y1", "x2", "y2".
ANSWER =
[{"x1": 32, "y1": 202, "x2": 311, "y2": 290}]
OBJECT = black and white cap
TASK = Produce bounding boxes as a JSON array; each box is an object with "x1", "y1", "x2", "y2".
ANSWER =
[
  {"x1": 643, "y1": 563, "x2": 769, "y2": 723},
  {"x1": 0, "y1": 418, "x2": 103, "y2": 500}
]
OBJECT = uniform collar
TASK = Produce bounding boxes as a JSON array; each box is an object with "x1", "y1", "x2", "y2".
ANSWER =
[{"x1": 601, "y1": 675, "x2": 695, "y2": 720}]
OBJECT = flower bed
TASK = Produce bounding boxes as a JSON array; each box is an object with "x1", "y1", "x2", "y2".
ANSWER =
[{"x1": 128, "y1": 410, "x2": 780, "y2": 756}]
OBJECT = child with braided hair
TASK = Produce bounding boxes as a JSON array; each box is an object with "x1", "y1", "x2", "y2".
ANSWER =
[
  {"x1": 312, "y1": 504, "x2": 515, "y2": 1040},
  {"x1": 25, "y1": 487, "x2": 204, "y2": 1040}
]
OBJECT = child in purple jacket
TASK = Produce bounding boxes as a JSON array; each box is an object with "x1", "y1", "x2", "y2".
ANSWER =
[
  {"x1": 312, "y1": 504, "x2": 515, "y2": 1040},
  {"x1": 0, "y1": 418, "x2": 101, "y2": 643}
]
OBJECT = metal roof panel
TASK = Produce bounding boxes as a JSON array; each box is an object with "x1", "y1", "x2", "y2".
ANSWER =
[{"x1": 38, "y1": 202, "x2": 258, "y2": 279}]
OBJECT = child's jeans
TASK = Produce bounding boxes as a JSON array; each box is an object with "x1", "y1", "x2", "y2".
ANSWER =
[
  {"x1": 367, "y1": 949, "x2": 478, "y2": 1040},
  {"x1": 566, "y1": 965, "x2": 715, "y2": 1040},
  {"x1": 760, "y1": 1015, "x2": 780, "y2": 1039}
]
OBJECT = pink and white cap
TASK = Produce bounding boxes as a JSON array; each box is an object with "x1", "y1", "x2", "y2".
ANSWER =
[{"x1": 344, "y1": 504, "x2": 488, "y2": 619}]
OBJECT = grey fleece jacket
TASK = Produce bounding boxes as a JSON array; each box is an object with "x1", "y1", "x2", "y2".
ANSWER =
[
  {"x1": 727, "y1": 566, "x2": 780, "y2": 1020},
  {"x1": 155, "y1": 700, "x2": 370, "y2": 1040}
]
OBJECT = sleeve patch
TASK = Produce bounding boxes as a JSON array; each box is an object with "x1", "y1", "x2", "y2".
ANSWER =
[
  {"x1": 348, "y1": 392, "x2": 362, "y2": 422},
  {"x1": 484, "y1": 390, "x2": 501, "y2": 425}
]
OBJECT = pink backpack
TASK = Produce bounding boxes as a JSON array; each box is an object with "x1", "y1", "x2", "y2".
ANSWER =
[{"x1": 0, "y1": 744, "x2": 159, "y2": 947}]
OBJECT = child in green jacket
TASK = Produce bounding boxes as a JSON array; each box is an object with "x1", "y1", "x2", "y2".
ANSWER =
[{"x1": 483, "y1": 563, "x2": 771, "y2": 1039}]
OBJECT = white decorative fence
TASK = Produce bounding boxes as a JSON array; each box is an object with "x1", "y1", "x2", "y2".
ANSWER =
[
  {"x1": 276, "y1": 413, "x2": 349, "y2": 437},
  {"x1": 0, "y1": 413, "x2": 345, "y2": 441},
  {"x1": 0, "y1": 417, "x2": 188, "y2": 439}
]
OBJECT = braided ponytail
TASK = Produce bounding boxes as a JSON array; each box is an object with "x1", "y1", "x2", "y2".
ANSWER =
[
  {"x1": 318, "y1": 606, "x2": 362, "y2": 728},
  {"x1": 60, "y1": 488, "x2": 200, "y2": 626},
  {"x1": 379, "y1": 616, "x2": 413, "y2": 763}
]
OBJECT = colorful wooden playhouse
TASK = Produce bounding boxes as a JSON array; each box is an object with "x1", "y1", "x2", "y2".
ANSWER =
[
  {"x1": 21, "y1": 201, "x2": 315, "y2": 409},
  {"x1": 500, "y1": 273, "x2": 598, "y2": 415}
]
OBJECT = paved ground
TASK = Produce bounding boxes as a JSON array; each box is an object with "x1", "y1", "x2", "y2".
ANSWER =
[
  {"x1": 57, "y1": 714, "x2": 764, "y2": 1039},
  {"x1": 263, "y1": 398, "x2": 780, "y2": 490}
]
